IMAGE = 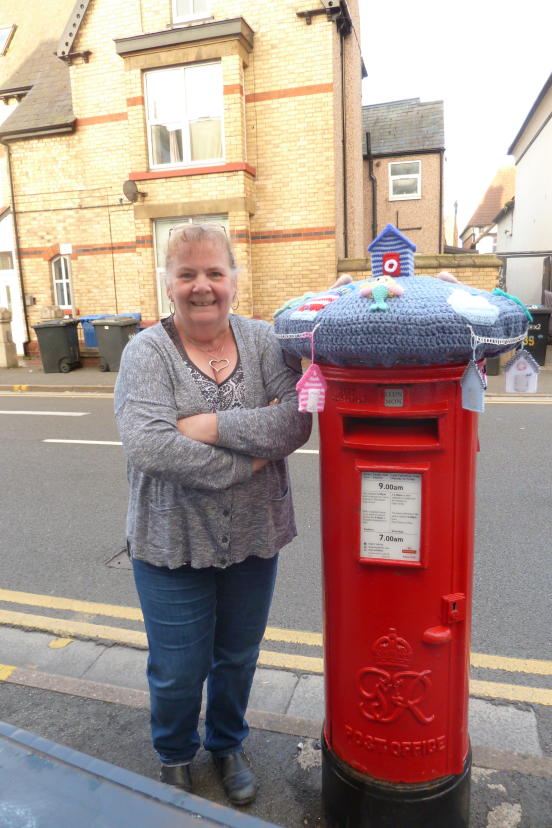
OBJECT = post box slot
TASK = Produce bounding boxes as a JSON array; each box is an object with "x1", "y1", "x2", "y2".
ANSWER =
[{"x1": 343, "y1": 416, "x2": 440, "y2": 448}]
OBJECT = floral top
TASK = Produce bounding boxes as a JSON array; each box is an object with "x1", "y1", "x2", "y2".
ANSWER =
[{"x1": 162, "y1": 315, "x2": 246, "y2": 412}]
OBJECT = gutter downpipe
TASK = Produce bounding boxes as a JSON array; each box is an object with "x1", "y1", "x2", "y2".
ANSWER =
[
  {"x1": 340, "y1": 30, "x2": 348, "y2": 258},
  {"x1": 439, "y1": 149, "x2": 444, "y2": 252},
  {"x1": 2, "y1": 139, "x2": 30, "y2": 348},
  {"x1": 366, "y1": 131, "x2": 377, "y2": 241}
]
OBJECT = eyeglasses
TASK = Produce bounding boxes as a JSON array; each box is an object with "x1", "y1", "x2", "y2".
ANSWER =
[{"x1": 168, "y1": 221, "x2": 229, "y2": 239}]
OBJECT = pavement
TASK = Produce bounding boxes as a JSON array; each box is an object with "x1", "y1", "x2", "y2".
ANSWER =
[
  {"x1": 1, "y1": 347, "x2": 552, "y2": 395},
  {"x1": 1, "y1": 349, "x2": 552, "y2": 826}
]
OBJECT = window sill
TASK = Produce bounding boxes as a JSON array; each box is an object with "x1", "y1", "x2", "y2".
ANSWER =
[
  {"x1": 389, "y1": 195, "x2": 421, "y2": 202},
  {"x1": 131, "y1": 161, "x2": 257, "y2": 180},
  {"x1": 149, "y1": 158, "x2": 224, "y2": 172},
  {"x1": 172, "y1": 15, "x2": 214, "y2": 26}
]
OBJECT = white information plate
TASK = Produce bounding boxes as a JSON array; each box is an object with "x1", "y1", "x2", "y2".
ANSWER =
[{"x1": 361, "y1": 472, "x2": 422, "y2": 562}]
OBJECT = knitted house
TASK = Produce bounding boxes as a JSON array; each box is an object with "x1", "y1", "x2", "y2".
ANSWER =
[
  {"x1": 368, "y1": 224, "x2": 416, "y2": 279},
  {"x1": 296, "y1": 363, "x2": 327, "y2": 412}
]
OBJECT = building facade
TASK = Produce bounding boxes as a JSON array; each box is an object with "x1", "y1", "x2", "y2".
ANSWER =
[
  {"x1": 496, "y1": 73, "x2": 552, "y2": 304},
  {"x1": 0, "y1": 0, "x2": 364, "y2": 353},
  {"x1": 362, "y1": 98, "x2": 445, "y2": 255}
]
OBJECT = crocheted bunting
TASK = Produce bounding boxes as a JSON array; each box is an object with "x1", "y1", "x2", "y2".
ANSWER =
[{"x1": 273, "y1": 276, "x2": 529, "y2": 368}]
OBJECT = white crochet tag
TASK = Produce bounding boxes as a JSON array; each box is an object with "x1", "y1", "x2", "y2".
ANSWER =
[
  {"x1": 461, "y1": 361, "x2": 486, "y2": 412},
  {"x1": 504, "y1": 348, "x2": 539, "y2": 393}
]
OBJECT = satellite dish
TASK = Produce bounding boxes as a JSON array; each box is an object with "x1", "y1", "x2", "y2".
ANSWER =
[{"x1": 123, "y1": 180, "x2": 145, "y2": 202}]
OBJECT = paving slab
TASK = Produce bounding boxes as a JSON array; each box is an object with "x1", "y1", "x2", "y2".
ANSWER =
[
  {"x1": 80, "y1": 643, "x2": 148, "y2": 691},
  {"x1": 286, "y1": 674, "x2": 324, "y2": 720},
  {"x1": 0, "y1": 626, "x2": 106, "y2": 678},
  {"x1": 469, "y1": 697, "x2": 543, "y2": 756},
  {"x1": 249, "y1": 668, "x2": 299, "y2": 715}
]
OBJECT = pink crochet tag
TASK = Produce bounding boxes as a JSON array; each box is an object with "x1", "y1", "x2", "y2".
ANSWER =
[
  {"x1": 296, "y1": 363, "x2": 327, "y2": 413},
  {"x1": 295, "y1": 329, "x2": 327, "y2": 412}
]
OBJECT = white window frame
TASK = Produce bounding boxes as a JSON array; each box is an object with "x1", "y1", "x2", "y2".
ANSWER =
[
  {"x1": 145, "y1": 61, "x2": 224, "y2": 170},
  {"x1": 0, "y1": 25, "x2": 15, "y2": 55},
  {"x1": 389, "y1": 160, "x2": 421, "y2": 201},
  {"x1": 153, "y1": 214, "x2": 228, "y2": 317},
  {"x1": 172, "y1": 0, "x2": 211, "y2": 24},
  {"x1": 51, "y1": 255, "x2": 73, "y2": 310}
]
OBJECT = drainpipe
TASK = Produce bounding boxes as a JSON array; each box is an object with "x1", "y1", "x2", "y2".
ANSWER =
[
  {"x1": 366, "y1": 131, "x2": 377, "y2": 241},
  {"x1": 2, "y1": 140, "x2": 30, "y2": 346},
  {"x1": 438, "y1": 150, "x2": 444, "y2": 252},
  {"x1": 340, "y1": 32, "x2": 348, "y2": 258}
]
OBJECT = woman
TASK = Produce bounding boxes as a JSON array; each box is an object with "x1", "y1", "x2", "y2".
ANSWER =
[{"x1": 114, "y1": 223, "x2": 311, "y2": 806}]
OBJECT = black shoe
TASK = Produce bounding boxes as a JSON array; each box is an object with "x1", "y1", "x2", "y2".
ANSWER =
[
  {"x1": 160, "y1": 762, "x2": 193, "y2": 792},
  {"x1": 213, "y1": 751, "x2": 257, "y2": 806}
]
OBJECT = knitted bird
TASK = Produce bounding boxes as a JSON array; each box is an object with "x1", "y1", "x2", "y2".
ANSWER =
[{"x1": 360, "y1": 276, "x2": 404, "y2": 310}]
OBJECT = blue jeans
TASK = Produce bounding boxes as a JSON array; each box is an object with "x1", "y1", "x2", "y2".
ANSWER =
[{"x1": 132, "y1": 554, "x2": 278, "y2": 763}]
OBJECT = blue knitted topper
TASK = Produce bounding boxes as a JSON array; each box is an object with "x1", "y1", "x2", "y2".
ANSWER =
[{"x1": 273, "y1": 225, "x2": 530, "y2": 368}]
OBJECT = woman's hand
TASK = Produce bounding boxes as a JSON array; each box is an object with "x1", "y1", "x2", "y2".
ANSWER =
[
  {"x1": 252, "y1": 457, "x2": 269, "y2": 472},
  {"x1": 176, "y1": 413, "x2": 218, "y2": 445}
]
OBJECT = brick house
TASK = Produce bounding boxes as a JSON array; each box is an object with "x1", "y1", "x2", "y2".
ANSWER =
[
  {"x1": 362, "y1": 98, "x2": 445, "y2": 254},
  {"x1": 0, "y1": 0, "x2": 364, "y2": 355},
  {"x1": 460, "y1": 166, "x2": 515, "y2": 255}
]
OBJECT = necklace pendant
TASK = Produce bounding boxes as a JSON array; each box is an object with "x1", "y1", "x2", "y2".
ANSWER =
[{"x1": 209, "y1": 358, "x2": 230, "y2": 374}]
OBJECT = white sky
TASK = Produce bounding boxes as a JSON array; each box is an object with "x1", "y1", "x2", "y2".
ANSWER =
[{"x1": 358, "y1": 0, "x2": 551, "y2": 232}]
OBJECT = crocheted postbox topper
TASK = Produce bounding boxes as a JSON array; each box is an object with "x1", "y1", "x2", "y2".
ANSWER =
[
  {"x1": 273, "y1": 225, "x2": 530, "y2": 369},
  {"x1": 368, "y1": 224, "x2": 416, "y2": 279}
]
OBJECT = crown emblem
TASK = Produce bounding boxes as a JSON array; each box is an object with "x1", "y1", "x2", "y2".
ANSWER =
[{"x1": 372, "y1": 628, "x2": 413, "y2": 667}]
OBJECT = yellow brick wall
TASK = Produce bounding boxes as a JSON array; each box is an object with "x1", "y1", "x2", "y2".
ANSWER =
[
  {"x1": 11, "y1": 0, "x2": 365, "y2": 347},
  {"x1": 363, "y1": 153, "x2": 443, "y2": 254},
  {"x1": 337, "y1": 254, "x2": 501, "y2": 292}
]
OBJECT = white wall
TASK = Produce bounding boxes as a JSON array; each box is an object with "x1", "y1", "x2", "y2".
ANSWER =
[{"x1": 503, "y1": 86, "x2": 552, "y2": 304}]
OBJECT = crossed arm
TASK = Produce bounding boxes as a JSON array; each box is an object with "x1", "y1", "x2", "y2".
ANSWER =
[{"x1": 176, "y1": 410, "x2": 275, "y2": 472}]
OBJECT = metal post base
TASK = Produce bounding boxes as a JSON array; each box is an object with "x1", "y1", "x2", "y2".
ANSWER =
[{"x1": 322, "y1": 735, "x2": 471, "y2": 828}]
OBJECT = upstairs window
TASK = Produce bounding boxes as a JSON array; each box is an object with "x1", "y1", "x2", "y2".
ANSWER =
[
  {"x1": 0, "y1": 25, "x2": 16, "y2": 55},
  {"x1": 389, "y1": 161, "x2": 421, "y2": 200},
  {"x1": 145, "y1": 62, "x2": 223, "y2": 168},
  {"x1": 172, "y1": 0, "x2": 211, "y2": 23},
  {"x1": 51, "y1": 255, "x2": 72, "y2": 309}
]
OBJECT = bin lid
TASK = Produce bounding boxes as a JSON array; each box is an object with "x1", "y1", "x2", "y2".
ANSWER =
[
  {"x1": 527, "y1": 305, "x2": 552, "y2": 315},
  {"x1": 273, "y1": 225, "x2": 531, "y2": 368},
  {"x1": 90, "y1": 316, "x2": 137, "y2": 326},
  {"x1": 33, "y1": 318, "x2": 79, "y2": 328}
]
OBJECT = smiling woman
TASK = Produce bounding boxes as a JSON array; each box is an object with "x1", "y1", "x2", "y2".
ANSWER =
[{"x1": 113, "y1": 222, "x2": 312, "y2": 806}]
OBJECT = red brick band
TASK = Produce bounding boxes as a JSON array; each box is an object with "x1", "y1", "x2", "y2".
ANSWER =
[
  {"x1": 75, "y1": 112, "x2": 128, "y2": 127},
  {"x1": 223, "y1": 84, "x2": 243, "y2": 96},
  {"x1": 246, "y1": 83, "x2": 333, "y2": 103}
]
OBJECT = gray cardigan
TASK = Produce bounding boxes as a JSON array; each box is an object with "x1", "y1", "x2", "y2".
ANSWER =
[{"x1": 114, "y1": 315, "x2": 312, "y2": 569}]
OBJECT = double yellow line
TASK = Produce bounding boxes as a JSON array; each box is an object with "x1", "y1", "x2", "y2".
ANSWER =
[{"x1": 0, "y1": 588, "x2": 550, "y2": 706}]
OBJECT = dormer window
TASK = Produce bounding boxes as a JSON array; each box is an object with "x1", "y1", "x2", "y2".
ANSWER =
[
  {"x1": 0, "y1": 25, "x2": 16, "y2": 55},
  {"x1": 172, "y1": 0, "x2": 211, "y2": 24}
]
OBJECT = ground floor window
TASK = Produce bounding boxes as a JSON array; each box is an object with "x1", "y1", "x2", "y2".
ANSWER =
[
  {"x1": 154, "y1": 214, "x2": 228, "y2": 317},
  {"x1": 51, "y1": 255, "x2": 72, "y2": 309}
]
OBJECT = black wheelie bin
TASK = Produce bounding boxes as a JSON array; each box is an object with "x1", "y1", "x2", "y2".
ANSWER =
[{"x1": 32, "y1": 318, "x2": 81, "y2": 373}]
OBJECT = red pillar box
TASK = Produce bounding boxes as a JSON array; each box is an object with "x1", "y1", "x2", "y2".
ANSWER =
[
  {"x1": 319, "y1": 363, "x2": 477, "y2": 827},
  {"x1": 272, "y1": 224, "x2": 531, "y2": 828}
]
